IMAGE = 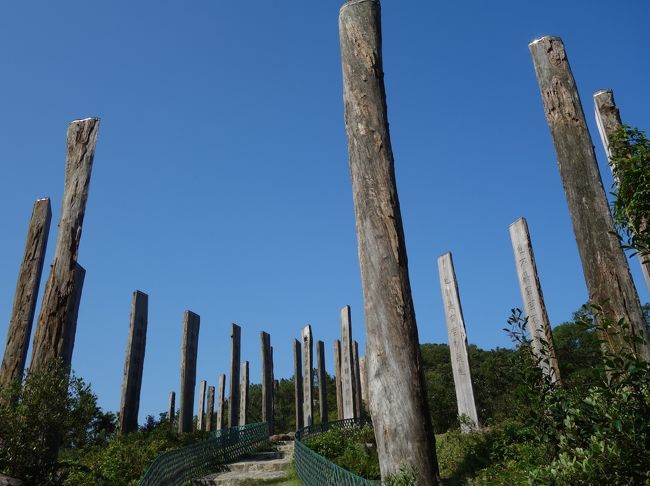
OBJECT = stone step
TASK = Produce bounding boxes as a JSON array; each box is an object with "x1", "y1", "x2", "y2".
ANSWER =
[
  {"x1": 196, "y1": 469, "x2": 289, "y2": 485},
  {"x1": 227, "y1": 456, "x2": 291, "y2": 474}
]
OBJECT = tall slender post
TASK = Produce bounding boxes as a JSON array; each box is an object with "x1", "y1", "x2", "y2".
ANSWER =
[
  {"x1": 437, "y1": 253, "x2": 480, "y2": 431},
  {"x1": 169, "y1": 392, "x2": 176, "y2": 425},
  {"x1": 334, "y1": 340, "x2": 343, "y2": 420},
  {"x1": 340, "y1": 306, "x2": 356, "y2": 419},
  {"x1": 530, "y1": 36, "x2": 650, "y2": 360},
  {"x1": 339, "y1": 3, "x2": 438, "y2": 478},
  {"x1": 317, "y1": 340, "x2": 328, "y2": 424},
  {"x1": 359, "y1": 357, "x2": 368, "y2": 413},
  {"x1": 216, "y1": 374, "x2": 226, "y2": 431},
  {"x1": 294, "y1": 338, "x2": 304, "y2": 430},
  {"x1": 352, "y1": 341, "x2": 363, "y2": 418},
  {"x1": 119, "y1": 290, "x2": 149, "y2": 434},
  {"x1": 594, "y1": 89, "x2": 650, "y2": 292},
  {"x1": 301, "y1": 325, "x2": 314, "y2": 427},
  {"x1": 0, "y1": 198, "x2": 51, "y2": 396},
  {"x1": 197, "y1": 380, "x2": 207, "y2": 431},
  {"x1": 178, "y1": 311, "x2": 200, "y2": 433},
  {"x1": 30, "y1": 118, "x2": 100, "y2": 372},
  {"x1": 59, "y1": 263, "x2": 85, "y2": 370},
  {"x1": 206, "y1": 385, "x2": 215, "y2": 431},
  {"x1": 261, "y1": 332, "x2": 273, "y2": 434},
  {"x1": 509, "y1": 218, "x2": 562, "y2": 383},
  {"x1": 270, "y1": 346, "x2": 275, "y2": 422},
  {"x1": 228, "y1": 324, "x2": 241, "y2": 427},
  {"x1": 240, "y1": 361, "x2": 249, "y2": 425}
]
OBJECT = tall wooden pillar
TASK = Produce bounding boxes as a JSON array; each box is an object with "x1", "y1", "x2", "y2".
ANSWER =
[
  {"x1": 119, "y1": 290, "x2": 149, "y2": 434},
  {"x1": 30, "y1": 118, "x2": 100, "y2": 372},
  {"x1": 340, "y1": 306, "x2": 356, "y2": 419},
  {"x1": 529, "y1": 36, "x2": 650, "y2": 360},
  {"x1": 509, "y1": 218, "x2": 562, "y2": 383},
  {"x1": 240, "y1": 361, "x2": 249, "y2": 425},
  {"x1": 437, "y1": 253, "x2": 480, "y2": 431},
  {"x1": 169, "y1": 391, "x2": 176, "y2": 425},
  {"x1": 261, "y1": 332, "x2": 273, "y2": 434},
  {"x1": 216, "y1": 374, "x2": 226, "y2": 431},
  {"x1": 59, "y1": 263, "x2": 85, "y2": 370},
  {"x1": 334, "y1": 339, "x2": 343, "y2": 420},
  {"x1": 0, "y1": 198, "x2": 51, "y2": 395},
  {"x1": 594, "y1": 89, "x2": 650, "y2": 293},
  {"x1": 359, "y1": 357, "x2": 368, "y2": 413},
  {"x1": 206, "y1": 385, "x2": 215, "y2": 431},
  {"x1": 228, "y1": 324, "x2": 241, "y2": 428},
  {"x1": 294, "y1": 338, "x2": 304, "y2": 430},
  {"x1": 197, "y1": 380, "x2": 207, "y2": 431},
  {"x1": 316, "y1": 340, "x2": 328, "y2": 424},
  {"x1": 301, "y1": 325, "x2": 314, "y2": 427},
  {"x1": 352, "y1": 341, "x2": 363, "y2": 418},
  {"x1": 178, "y1": 311, "x2": 200, "y2": 433}
]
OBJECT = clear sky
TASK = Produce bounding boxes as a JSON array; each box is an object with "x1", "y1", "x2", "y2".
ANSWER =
[{"x1": 1, "y1": 1, "x2": 649, "y2": 423}]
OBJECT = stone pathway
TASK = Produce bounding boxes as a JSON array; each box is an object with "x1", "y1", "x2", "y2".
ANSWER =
[{"x1": 192, "y1": 440, "x2": 295, "y2": 485}]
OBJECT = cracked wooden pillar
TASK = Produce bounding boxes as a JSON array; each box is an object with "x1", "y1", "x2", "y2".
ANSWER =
[
  {"x1": 119, "y1": 290, "x2": 149, "y2": 434},
  {"x1": 352, "y1": 341, "x2": 363, "y2": 418},
  {"x1": 293, "y1": 338, "x2": 304, "y2": 430},
  {"x1": 216, "y1": 374, "x2": 226, "y2": 431},
  {"x1": 340, "y1": 2, "x2": 439, "y2": 477},
  {"x1": 509, "y1": 218, "x2": 562, "y2": 384},
  {"x1": 301, "y1": 325, "x2": 314, "y2": 427},
  {"x1": 340, "y1": 306, "x2": 356, "y2": 419},
  {"x1": 530, "y1": 36, "x2": 650, "y2": 360},
  {"x1": 0, "y1": 198, "x2": 51, "y2": 397},
  {"x1": 594, "y1": 89, "x2": 650, "y2": 293},
  {"x1": 168, "y1": 392, "x2": 176, "y2": 425},
  {"x1": 270, "y1": 346, "x2": 275, "y2": 422},
  {"x1": 178, "y1": 311, "x2": 200, "y2": 433},
  {"x1": 206, "y1": 385, "x2": 215, "y2": 431},
  {"x1": 30, "y1": 119, "x2": 100, "y2": 373},
  {"x1": 261, "y1": 332, "x2": 273, "y2": 434},
  {"x1": 316, "y1": 340, "x2": 328, "y2": 424},
  {"x1": 359, "y1": 357, "x2": 368, "y2": 414},
  {"x1": 58, "y1": 263, "x2": 85, "y2": 371},
  {"x1": 228, "y1": 324, "x2": 241, "y2": 428},
  {"x1": 197, "y1": 380, "x2": 207, "y2": 431},
  {"x1": 334, "y1": 340, "x2": 343, "y2": 420},
  {"x1": 240, "y1": 361, "x2": 249, "y2": 425},
  {"x1": 438, "y1": 253, "x2": 480, "y2": 432}
]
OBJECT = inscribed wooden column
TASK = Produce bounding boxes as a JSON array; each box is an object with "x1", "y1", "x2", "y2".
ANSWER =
[{"x1": 179, "y1": 311, "x2": 200, "y2": 433}]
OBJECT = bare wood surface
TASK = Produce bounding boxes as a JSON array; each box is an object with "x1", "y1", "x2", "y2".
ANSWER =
[
  {"x1": 334, "y1": 339, "x2": 343, "y2": 420},
  {"x1": 206, "y1": 385, "x2": 215, "y2": 431},
  {"x1": 59, "y1": 263, "x2": 85, "y2": 369},
  {"x1": 179, "y1": 311, "x2": 200, "y2": 433},
  {"x1": 529, "y1": 37, "x2": 650, "y2": 360},
  {"x1": 197, "y1": 380, "x2": 207, "y2": 431},
  {"x1": 339, "y1": 1, "x2": 439, "y2": 481},
  {"x1": 216, "y1": 374, "x2": 226, "y2": 431},
  {"x1": 509, "y1": 219, "x2": 562, "y2": 383},
  {"x1": 359, "y1": 356, "x2": 368, "y2": 414},
  {"x1": 240, "y1": 361, "x2": 249, "y2": 425},
  {"x1": 261, "y1": 332, "x2": 273, "y2": 434},
  {"x1": 317, "y1": 340, "x2": 328, "y2": 424},
  {"x1": 30, "y1": 118, "x2": 100, "y2": 371},
  {"x1": 119, "y1": 290, "x2": 149, "y2": 434},
  {"x1": 353, "y1": 341, "x2": 362, "y2": 418},
  {"x1": 301, "y1": 325, "x2": 314, "y2": 427},
  {"x1": 0, "y1": 198, "x2": 51, "y2": 394},
  {"x1": 438, "y1": 253, "x2": 480, "y2": 431},
  {"x1": 340, "y1": 306, "x2": 356, "y2": 419},
  {"x1": 169, "y1": 391, "x2": 175, "y2": 425},
  {"x1": 228, "y1": 324, "x2": 241, "y2": 427},
  {"x1": 294, "y1": 338, "x2": 304, "y2": 430}
]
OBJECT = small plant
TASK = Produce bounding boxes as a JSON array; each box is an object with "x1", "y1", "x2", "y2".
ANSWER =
[{"x1": 385, "y1": 464, "x2": 418, "y2": 486}]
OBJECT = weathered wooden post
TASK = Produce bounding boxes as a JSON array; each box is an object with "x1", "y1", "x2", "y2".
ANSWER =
[
  {"x1": 359, "y1": 357, "x2": 368, "y2": 413},
  {"x1": 594, "y1": 89, "x2": 650, "y2": 292},
  {"x1": 206, "y1": 385, "x2": 215, "y2": 431},
  {"x1": 228, "y1": 324, "x2": 241, "y2": 427},
  {"x1": 529, "y1": 36, "x2": 650, "y2": 360},
  {"x1": 339, "y1": 2, "x2": 439, "y2": 479},
  {"x1": 261, "y1": 332, "x2": 273, "y2": 434},
  {"x1": 119, "y1": 290, "x2": 149, "y2": 434},
  {"x1": 169, "y1": 391, "x2": 176, "y2": 425},
  {"x1": 301, "y1": 325, "x2": 314, "y2": 427},
  {"x1": 240, "y1": 361, "x2": 249, "y2": 425},
  {"x1": 197, "y1": 380, "x2": 207, "y2": 431},
  {"x1": 317, "y1": 340, "x2": 328, "y2": 424},
  {"x1": 334, "y1": 340, "x2": 343, "y2": 420},
  {"x1": 509, "y1": 218, "x2": 562, "y2": 383},
  {"x1": 0, "y1": 198, "x2": 51, "y2": 396},
  {"x1": 352, "y1": 341, "x2": 363, "y2": 418},
  {"x1": 30, "y1": 118, "x2": 100, "y2": 372},
  {"x1": 59, "y1": 263, "x2": 85, "y2": 370},
  {"x1": 294, "y1": 338, "x2": 304, "y2": 430},
  {"x1": 179, "y1": 311, "x2": 200, "y2": 433},
  {"x1": 270, "y1": 346, "x2": 275, "y2": 421},
  {"x1": 437, "y1": 253, "x2": 480, "y2": 431},
  {"x1": 216, "y1": 374, "x2": 226, "y2": 431},
  {"x1": 340, "y1": 306, "x2": 356, "y2": 419}
]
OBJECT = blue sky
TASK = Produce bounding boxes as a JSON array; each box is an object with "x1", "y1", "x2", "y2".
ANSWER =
[{"x1": 1, "y1": 1, "x2": 648, "y2": 422}]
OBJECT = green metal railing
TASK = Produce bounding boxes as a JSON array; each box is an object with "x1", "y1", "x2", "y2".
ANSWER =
[
  {"x1": 139, "y1": 421, "x2": 269, "y2": 486},
  {"x1": 295, "y1": 417, "x2": 378, "y2": 486}
]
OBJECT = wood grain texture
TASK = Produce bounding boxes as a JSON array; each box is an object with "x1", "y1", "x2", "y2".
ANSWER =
[
  {"x1": 30, "y1": 118, "x2": 100, "y2": 372},
  {"x1": 359, "y1": 357, "x2": 368, "y2": 414},
  {"x1": 240, "y1": 361, "x2": 249, "y2": 425},
  {"x1": 339, "y1": 1, "x2": 439, "y2": 481},
  {"x1": 529, "y1": 37, "x2": 650, "y2": 360},
  {"x1": 207, "y1": 385, "x2": 215, "y2": 431},
  {"x1": 317, "y1": 340, "x2": 328, "y2": 424},
  {"x1": 339, "y1": 306, "x2": 356, "y2": 419},
  {"x1": 334, "y1": 339, "x2": 343, "y2": 420},
  {"x1": 216, "y1": 374, "x2": 226, "y2": 431},
  {"x1": 178, "y1": 311, "x2": 200, "y2": 433},
  {"x1": 294, "y1": 338, "x2": 304, "y2": 430},
  {"x1": 437, "y1": 253, "x2": 480, "y2": 431},
  {"x1": 261, "y1": 332, "x2": 273, "y2": 434},
  {"x1": 509, "y1": 219, "x2": 562, "y2": 383},
  {"x1": 0, "y1": 198, "x2": 51, "y2": 394},
  {"x1": 197, "y1": 380, "x2": 207, "y2": 431},
  {"x1": 594, "y1": 89, "x2": 650, "y2": 293},
  {"x1": 168, "y1": 392, "x2": 176, "y2": 425},
  {"x1": 119, "y1": 290, "x2": 149, "y2": 434},
  {"x1": 301, "y1": 325, "x2": 314, "y2": 427},
  {"x1": 59, "y1": 263, "x2": 85, "y2": 370},
  {"x1": 352, "y1": 341, "x2": 362, "y2": 418},
  {"x1": 228, "y1": 324, "x2": 241, "y2": 427}
]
